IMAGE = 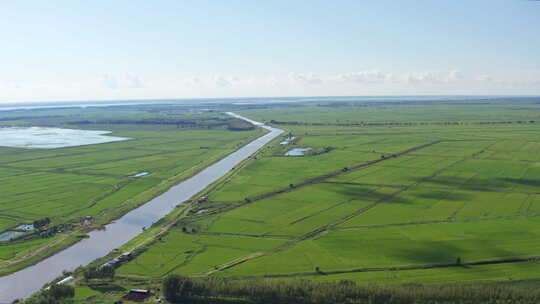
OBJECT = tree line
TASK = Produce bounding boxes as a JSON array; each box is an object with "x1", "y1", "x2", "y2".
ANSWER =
[
  {"x1": 19, "y1": 285, "x2": 74, "y2": 304},
  {"x1": 68, "y1": 117, "x2": 255, "y2": 131},
  {"x1": 163, "y1": 275, "x2": 540, "y2": 304},
  {"x1": 269, "y1": 119, "x2": 540, "y2": 127}
]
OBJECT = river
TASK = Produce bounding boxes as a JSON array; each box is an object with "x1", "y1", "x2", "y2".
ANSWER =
[{"x1": 0, "y1": 113, "x2": 283, "y2": 303}]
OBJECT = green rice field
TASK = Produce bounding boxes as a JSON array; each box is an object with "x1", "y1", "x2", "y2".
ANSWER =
[
  {"x1": 0, "y1": 106, "x2": 261, "y2": 273},
  {"x1": 114, "y1": 100, "x2": 540, "y2": 287}
]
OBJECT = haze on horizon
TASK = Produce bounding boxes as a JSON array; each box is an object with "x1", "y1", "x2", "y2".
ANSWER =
[{"x1": 1, "y1": 0, "x2": 539, "y2": 104}]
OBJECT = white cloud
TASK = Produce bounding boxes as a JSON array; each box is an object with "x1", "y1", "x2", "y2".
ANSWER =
[
  {"x1": 333, "y1": 70, "x2": 388, "y2": 83},
  {"x1": 2, "y1": 68, "x2": 539, "y2": 104},
  {"x1": 288, "y1": 73, "x2": 323, "y2": 85},
  {"x1": 213, "y1": 75, "x2": 243, "y2": 87},
  {"x1": 448, "y1": 70, "x2": 464, "y2": 81},
  {"x1": 100, "y1": 74, "x2": 118, "y2": 89},
  {"x1": 125, "y1": 74, "x2": 143, "y2": 88},
  {"x1": 183, "y1": 76, "x2": 203, "y2": 87},
  {"x1": 214, "y1": 76, "x2": 231, "y2": 87},
  {"x1": 0, "y1": 82, "x2": 22, "y2": 89},
  {"x1": 181, "y1": 75, "x2": 244, "y2": 88},
  {"x1": 405, "y1": 70, "x2": 463, "y2": 84},
  {"x1": 99, "y1": 73, "x2": 144, "y2": 89},
  {"x1": 475, "y1": 75, "x2": 494, "y2": 82}
]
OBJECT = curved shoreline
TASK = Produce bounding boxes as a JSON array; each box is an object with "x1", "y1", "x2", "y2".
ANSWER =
[{"x1": 0, "y1": 113, "x2": 283, "y2": 303}]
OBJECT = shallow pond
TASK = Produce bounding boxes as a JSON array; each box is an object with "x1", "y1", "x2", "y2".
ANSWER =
[
  {"x1": 285, "y1": 147, "x2": 312, "y2": 156},
  {"x1": 0, "y1": 127, "x2": 130, "y2": 149},
  {"x1": 280, "y1": 136, "x2": 295, "y2": 145},
  {"x1": 131, "y1": 172, "x2": 150, "y2": 178},
  {"x1": 15, "y1": 224, "x2": 35, "y2": 231},
  {"x1": 0, "y1": 231, "x2": 25, "y2": 241}
]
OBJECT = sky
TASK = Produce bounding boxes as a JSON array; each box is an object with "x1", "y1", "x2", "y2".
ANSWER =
[{"x1": 1, "y1": 0, "x2": 539, "y2": 103}]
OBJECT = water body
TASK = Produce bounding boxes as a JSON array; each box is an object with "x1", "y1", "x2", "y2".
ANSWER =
[
  {"x1": 0, "y1": 127, "x2": 129, "y2": 149},
  {"x1": 15, "y1": 224, "x2": 35, "y2": 231},
  {"x1": 285, "y1": 147, "x2": 312, "y2": 156},
  {"x1": 0, "y1": 225, "x2": 35, "y2": 241},
  {"x1": 130, "y1": 172, "x2": 150, "y2": 178},
  {"x1": 0, "y1": 113, "x2": 283, "y2": 303},
  {"x1": 0, "y1": 231, "x2": 24, "y2": 242},
  {"x1": 280, "y1": 136, "x2": 295, "y2": 145}
]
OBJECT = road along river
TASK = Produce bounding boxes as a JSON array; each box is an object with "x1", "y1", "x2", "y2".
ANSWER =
[{"x1": 0, "y1": 113, "x2": 283, "y2": 303}]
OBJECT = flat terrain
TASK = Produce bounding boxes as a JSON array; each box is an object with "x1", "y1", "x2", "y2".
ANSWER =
[
  {"x1": 113, "y1": 100, "x2": 540, "y2": 288},
  {"x1": 0, "y1": 105, "x2": 261, "y2": 275}
]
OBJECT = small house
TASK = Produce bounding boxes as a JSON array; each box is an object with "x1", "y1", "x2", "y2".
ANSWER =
[
  {"x1": 124, "y1": 289, "x2": 151, "y2": 302},
  {"x1": 101, "y1": 258, "x2": 120, "y2": 268},
  {"x1": 118, "y1": 252, "x2": 132, "y2": 261}
]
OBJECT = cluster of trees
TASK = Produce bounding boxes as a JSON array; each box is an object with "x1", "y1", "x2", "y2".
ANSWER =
[
  {"x1": 38, "y1": 224, "x2": 71, "y2": 238},
  {"x1": 226, "y1": 119, "x2": 255, "y2": 131},
  {"x1": 23, "y1": 285, "x2": 74, "y2": 304},
  {"x1": 162, "y1": 275, "x2": 540, "y2": 304},
  {"x1": 83, "y1": 266, "x2": 115, "y2": 281},
  {"x1": 181, "y1": 227, "x2": 197, "y2": 234},
  {"x1": 163, "y1": 275, "x2": 199, "y2": 302},
  {"x1": 0, "y1": 115, "x2": 62, "y2": 122},
  {"x1": 32, "y1": 218, "x2": 50, "y2": 229},
  {"x1": 269, "y1": 119, "x2": 540, "y2": 127},
  {"x1": 68, "y1": 117, "x2": 254, "y2": 130}
]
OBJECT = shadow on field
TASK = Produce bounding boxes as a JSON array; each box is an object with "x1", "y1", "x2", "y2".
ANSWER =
[
  {"x1": 389, "y1": 241, "x2": 467, "y2": 264},
  {"x1": 414, "y1": 190, "x2": 473, "y2": 201},
  {"x1": 331, "y1": 184, "x2": 411, "y2": 204},
  {"x1": 501, "y1": 178, "x2": 540, "y2": 188},
  {"x1": 415, "y1": 175, "x2": 540, "y2": 193},
  {"x1": 388, "y1": 240, "x2": 519, "y2": 266},
  {"x1": 413, "y1": 175, "x2": 505, "y2": 192}
]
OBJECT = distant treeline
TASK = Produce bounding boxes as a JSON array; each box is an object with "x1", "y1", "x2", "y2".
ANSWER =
[
  {"x1": 68, "y1": 117, "x2": 255, "y2": 131},
  {"x1": 0, "y1": 115, "x2": 63, "y2": 122},
  {"x1": 316, "y1": 97, "x2": 540, "y2": 107},
  {"x1": 269, "y1": 119, "x2": 540, "y2": 127},
  {"x1": 163, "y1": 275, "x2": 540, "y2": 304}
]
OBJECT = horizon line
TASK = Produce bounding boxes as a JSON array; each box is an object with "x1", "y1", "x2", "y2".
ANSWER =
[{"x1": 1, "y1": 94, "x2": 539, "y2": 106}]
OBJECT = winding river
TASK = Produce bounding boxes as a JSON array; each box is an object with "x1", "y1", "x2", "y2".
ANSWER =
[{"x1": 0, "y1": 113, "x2": 283, "y2": 303}]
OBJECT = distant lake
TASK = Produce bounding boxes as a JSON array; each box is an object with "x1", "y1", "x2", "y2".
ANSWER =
[{"x1": 0, "y1": 127, "x2": 130, "y2": 149}]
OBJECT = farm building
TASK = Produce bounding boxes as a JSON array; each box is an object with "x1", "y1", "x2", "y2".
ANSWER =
[{"x1": 123, "y1": 289, "x2": 151, "y2": 302}]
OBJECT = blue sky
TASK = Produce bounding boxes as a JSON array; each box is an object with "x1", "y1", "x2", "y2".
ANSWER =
[{"x1": 1, "y1": 0, "x2": 539, "y2": 102}]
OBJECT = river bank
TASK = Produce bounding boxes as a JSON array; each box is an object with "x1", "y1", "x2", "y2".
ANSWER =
[{"x1": 0, "y1": 113, "x2": 283, "y2": 303}]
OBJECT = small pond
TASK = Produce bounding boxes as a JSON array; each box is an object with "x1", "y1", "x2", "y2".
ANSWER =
[
  {"x1": 285, "y1": 147, "x2": 312, "y2": 156},
  {"x1": 16, "y1": 224, "x2": 35, "y2": 231},
  {"x1": 0, "y1": 231, "x2": 25, "y2": 241},
  {"x1": 280, "y1": 136, "x2": 295, "y2": 145},
  {"x1": 0, "y1": 224, "x2": 35, "y2": 241},
  {"x1": 131, "y1": 172, "x2": 150, "y2": 178}
]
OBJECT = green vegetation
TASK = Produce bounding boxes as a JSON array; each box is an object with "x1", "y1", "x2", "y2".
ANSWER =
[
  {"x1": 25, "y1": 284, "x2": 75, "y2": 304},
  {"x1": 159, "y1": 275, "x2": 540, "y2": 304},
  {"x1": 108, "y1": 99, "x2": 540, "y2": 288},
  {"x1": 0, "y1": 105, "x2": 261, "y2": 275},
  {"x1": 13, "y1": 97, "x2": 540, "y2": 303}
]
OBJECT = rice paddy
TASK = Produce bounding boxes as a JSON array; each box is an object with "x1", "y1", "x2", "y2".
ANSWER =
[
  {"x1": 0, "y1": 106, "x2": 261, "y2": 274},
  {"x1": 115, "y1": 100, "x2": 540, "y2": 286}
]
